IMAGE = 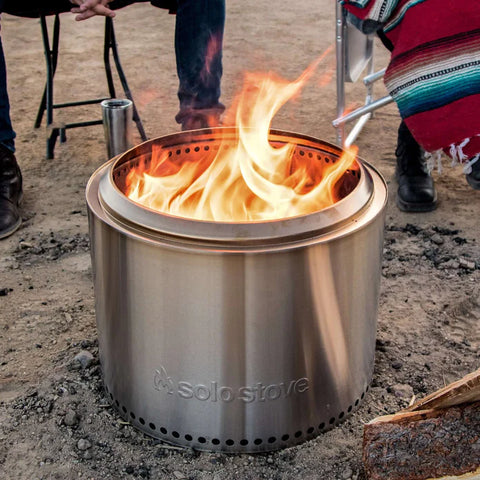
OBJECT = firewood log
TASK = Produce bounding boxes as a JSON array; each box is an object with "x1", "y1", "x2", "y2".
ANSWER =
[
  {"x1": 405, "y1": 368, "x2": 480, "y2": 412},
  {"x1": 363, "y1": 368, "x2": 480, "y2": 480}
]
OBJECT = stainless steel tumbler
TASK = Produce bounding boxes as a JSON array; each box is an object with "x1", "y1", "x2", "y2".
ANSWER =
[{"x1": 101, "y1": 98, "x2": 133, "y2": 158}]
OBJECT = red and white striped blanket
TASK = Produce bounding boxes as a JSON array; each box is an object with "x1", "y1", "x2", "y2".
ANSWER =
[{"x1": 340, "y1": 0, "x2": 480, "y2": 170}]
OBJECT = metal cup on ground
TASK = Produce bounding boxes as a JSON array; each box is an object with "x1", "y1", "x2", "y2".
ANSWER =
[{"x1": 101, "y1": 99, "x2": 133, "y2": 158}]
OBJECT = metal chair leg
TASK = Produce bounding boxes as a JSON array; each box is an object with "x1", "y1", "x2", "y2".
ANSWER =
[
  {"x1": 103, "y1": 17, "x2": 116, "y2": 99},
  {"x1": 335, "y1": 2, "x2": 346, "y2": 147},
  {"x1": 106, "y1": 17, "x2": 147, "y2": 142},
  {"x1": 36, "y1": 14, "x2": 62, "y2": 158}
]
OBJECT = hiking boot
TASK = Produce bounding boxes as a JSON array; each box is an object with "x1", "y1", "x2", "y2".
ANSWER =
[
  {"x1": 0, "y1": 144, "x2": 22, "y2": 239},
  {"x1": 395, "y1": 122, "x2": 437, "y2": 212},
  {"x1": 466, "y1": 159, "x2": 480, "y2": 190}
]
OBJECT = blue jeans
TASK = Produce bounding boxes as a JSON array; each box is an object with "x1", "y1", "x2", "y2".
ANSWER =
[
  {"x1": 0, "y1": 34, "x2": 15, "y2": 152},
  {"x1": 174, "y1": 0, "x2": 225, "y2": 125}
]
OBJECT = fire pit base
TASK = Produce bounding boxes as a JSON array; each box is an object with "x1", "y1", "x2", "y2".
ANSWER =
[
  {"x1": 104, "y1": 382, "x2": 371, "y2": 453},
  {"x1": 86, "y1": 129, "x2": 387, "y2": 453}
]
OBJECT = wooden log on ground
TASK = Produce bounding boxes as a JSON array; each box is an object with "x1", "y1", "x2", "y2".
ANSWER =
[{"x1": 363, "y1": 368, "x2": 480, "y2": 480}]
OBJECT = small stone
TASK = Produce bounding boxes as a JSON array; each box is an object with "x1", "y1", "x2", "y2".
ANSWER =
[
  {"x1": 125, "y1": 465, "x2": 135, "y2": 474},
  {"x1": 64, "y1": 409, "x2": 80, "y2": 426},
  {"x1": 0, "y1": 288, "x2": 9, "y2": 296},
  {"x1": 459, "y1": 257, "x2": 476, "y2": 270},
  {"x1": 80, "y1": 339, "x2": 93, "y2": 349},
  {"x1": 173, "y1": 471, "x2": 186, "y2": 479},
  {"x1": 438, "y1": 259, "x2": 460, "y2": 270},
  {"x1": 83, "y1": 450, "x2": 93, "y2": 460},
  {"x1": 342, "y1": 467, "x2": 353, "y2": 479},
  {"x1": 391, "y1": 361, "x2": 403, "y2": 370},
  {"x1": 73, "y1": 350, "x2": 94, "y2": 369},
  {"x1": 392, "y1": 383, "x2": 414, "y2": 400},
  {"x1": 77, "y1": 438, "x2": 92, "y2": 451},
  {"x1": 266, "y1": 457, "x2": 274, "y2": 464},
  {"x1": 431, "y1": 233, "x2": 444, "y2": 245}
]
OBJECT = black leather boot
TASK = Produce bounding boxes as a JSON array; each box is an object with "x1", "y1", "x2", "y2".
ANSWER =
[
  {"x1": 395, "y1": 121, "x2": 437, "y2": 212},
  {"x1": 466, "y1": 159, "x2": 480, "y2": 190},
  {"x1": 0, "y1": 144, "x2": 22, "y2": 239}
]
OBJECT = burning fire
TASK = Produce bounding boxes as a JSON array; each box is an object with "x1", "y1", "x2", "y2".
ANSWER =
[{"x1": 126, "y1": 56, "x2": 358, "y2": 222}]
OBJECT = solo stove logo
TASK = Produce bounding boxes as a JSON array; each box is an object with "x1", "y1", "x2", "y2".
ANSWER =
[{"x1": 153, "y1": 365, "x2": 309, "y2": 403}]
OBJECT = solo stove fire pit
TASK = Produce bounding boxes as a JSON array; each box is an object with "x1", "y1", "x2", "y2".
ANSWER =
[{"x1": 86, "y1": 127, "x2": 387, "y2": 453}]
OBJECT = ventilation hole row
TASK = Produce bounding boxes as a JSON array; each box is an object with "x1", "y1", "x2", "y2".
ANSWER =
[
  {"x1": 296, "y1": 149, "x2": 339, "y2": 164},
  {"x1": 114, "y1": 157, "x2": 151, "y2": 180},
  {"x1": 105, "y1": 385, "x2": 369, "y2": 447},
  {"x1": 167, "y1": 144, "x2": 216, "y2": 157}
]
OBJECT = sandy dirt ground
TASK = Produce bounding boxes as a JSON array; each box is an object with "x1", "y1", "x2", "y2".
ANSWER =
[{"x1": 0, "y1": 1, "x2": 479, "y2": 479}]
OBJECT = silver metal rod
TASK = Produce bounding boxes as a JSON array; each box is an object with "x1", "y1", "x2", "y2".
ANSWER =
[
  {"x1": 345, "y1": 113, "x2": 371, "y2": 147},
  {"x1": 335, "y1": 2, "x2": 346, "y2": 146},
  {"x1": 363, "y1": 68, "x2": 386, "y2": 86},
  {"x1": 332, "y1": 94, "x2": 394, "y2": 127}
]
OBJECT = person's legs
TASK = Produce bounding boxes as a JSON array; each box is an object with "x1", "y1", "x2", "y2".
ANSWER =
[
  {"x1": 0, "y1": 33, "x2": 15, "y2": 150},
  {"x1": 395, "y1": 121, "x2": 436, "y2": 212},
  {"x1": 0, "y1": 30, "x2": 23, "y2": 239},
  {"x1": 174, "y1": 0, "x2": 225, "y2": 130}
]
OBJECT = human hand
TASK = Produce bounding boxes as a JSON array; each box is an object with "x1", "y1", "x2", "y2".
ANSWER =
[{"x1": 70, "y1": 0, "x2": 116, "y2": 21}]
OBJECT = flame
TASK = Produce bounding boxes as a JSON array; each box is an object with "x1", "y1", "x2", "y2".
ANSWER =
[{"x1": 126, "y1": 55, "x2": 358, "y2": 222}]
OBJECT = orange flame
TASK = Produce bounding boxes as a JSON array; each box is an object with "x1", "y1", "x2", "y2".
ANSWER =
[{"x1": 126, "y1": 55, "x2": 357, "y2": 222}]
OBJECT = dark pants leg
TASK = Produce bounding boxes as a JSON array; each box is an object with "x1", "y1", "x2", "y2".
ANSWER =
[
  {"x1": 0, "y1": 32, "x2": 15, "y2": 152},
  {"x1": 174, "y1": 0, "x2": 225, "y2": 125}
]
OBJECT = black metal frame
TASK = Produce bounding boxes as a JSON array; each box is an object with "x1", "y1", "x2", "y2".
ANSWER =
[{"x1": 35, "y1": 14, "x2": 148, "y2": 158}]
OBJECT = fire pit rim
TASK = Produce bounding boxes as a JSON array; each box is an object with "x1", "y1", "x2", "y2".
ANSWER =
[{"x1": 89, "y1": 128, "x2": 384, "y2": 245}]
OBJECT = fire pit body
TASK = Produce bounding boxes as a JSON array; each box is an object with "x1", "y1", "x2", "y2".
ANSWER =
[{"x1": 86, "y1": 128, "x2": 387, "y2": 453}]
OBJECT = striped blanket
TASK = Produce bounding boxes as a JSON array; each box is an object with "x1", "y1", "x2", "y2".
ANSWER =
[{"x1": 340, "y1": 0, "x2": 480, "y2": 170}]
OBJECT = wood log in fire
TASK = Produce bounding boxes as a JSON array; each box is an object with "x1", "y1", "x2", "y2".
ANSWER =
[{"x1": 363, "y1": 368, "x2": 480, "y2": 480}]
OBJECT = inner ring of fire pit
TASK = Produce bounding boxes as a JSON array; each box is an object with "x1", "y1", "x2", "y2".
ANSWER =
[{"x1": 98, "y1": 128, "x2": 373, "y2": 245}]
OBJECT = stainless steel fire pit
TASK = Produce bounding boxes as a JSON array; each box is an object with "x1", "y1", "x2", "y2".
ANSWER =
[{"x1": 86, "y1": 128, "x2": 387, "y2": 453}]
